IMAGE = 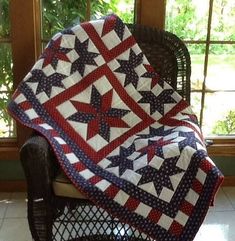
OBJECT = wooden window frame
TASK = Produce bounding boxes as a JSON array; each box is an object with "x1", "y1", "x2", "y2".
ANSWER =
[
  {"x1": 0, "y1": 0, "x2": 234, "y2": 161},
  {"x1": 181, "y1": 0, "x2": 235, "y2": 156},
  {"x1": 0, "y1": 0, "x2": 41, "y2": 160}
]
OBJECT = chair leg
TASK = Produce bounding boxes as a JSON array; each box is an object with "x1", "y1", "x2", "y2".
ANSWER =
[{"x1": 27, "y1": 198, "x2": 54, "y2": 241}]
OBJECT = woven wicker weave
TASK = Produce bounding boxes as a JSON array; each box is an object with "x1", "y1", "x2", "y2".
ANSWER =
[{"x1": 20, "y1": 24, "x2": 191, "y2": 241}]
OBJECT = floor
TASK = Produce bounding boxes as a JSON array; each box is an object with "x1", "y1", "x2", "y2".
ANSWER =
[{"x1": 0, "y1": 187, "x2": 235, "y2": 241}]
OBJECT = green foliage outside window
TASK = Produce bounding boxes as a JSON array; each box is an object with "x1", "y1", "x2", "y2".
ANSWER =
[
  {"x1": 212, "y1": 111, "x2": 235, "y2": 135},
  {"x1": 0, "y1": 0, "x2": 15, "y2": 137},
  {"x1": 42, "y1": 0, "x2": 87, "y2": 39},
  {"x1": 90, "y1": 0, "x2": 134, "y2": 23},
  {"x1": 166, "y1": 0, "x2": 235, "y2": 54},
  {"x1": 0, "y1": 0, "x2": 10, "y2": 38},
  {"x1": 0, "y1": 44, "x2": 14, "y2": 137},
  {"x1": 42, "y1": 0, "x2": 134, "y2": 39}
]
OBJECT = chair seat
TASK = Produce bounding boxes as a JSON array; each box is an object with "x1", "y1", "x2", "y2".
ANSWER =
[{"x1": 53, "y1": 171, "x2": 87, "y2": 199}]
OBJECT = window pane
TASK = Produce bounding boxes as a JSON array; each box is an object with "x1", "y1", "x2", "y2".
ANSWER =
[
  {"x1": 0, "y1": 43, "x2": 15, "y2": 138},
  {"x1": 165, "y1": 0, "x2": 209, "y2": 41},
  {"x1": 0, "y1": 0, "x2": 10, "y2": 38},
  {"x1": 206, "y1": 44, "x2": 235, "y2": 91},
  {"x1": 91, "y1": 0, "x2": 135, "y2": 23},
  {"x1": 191, "y1": 92, "x2": 202, "y2": 121},
  {"x1": 211, "y1": 0, "x2": 235, "y2": 41},
  {"x1": 0, "y1": 92, "x2": 16, "y2": 137},
  {"x1": 187, "y1": 44, "x2": 206, "y2": 91},
  {"x1": 202, "y1": 92, "x2": 235, "y2": 136},
  {"x1": 41, "y1": 0, "x2": 87, "y2": 39}
]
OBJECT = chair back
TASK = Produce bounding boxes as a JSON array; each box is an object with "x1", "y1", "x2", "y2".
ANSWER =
[{"x1": 128, "y1": 24, "x2": 191, "y2": 103}]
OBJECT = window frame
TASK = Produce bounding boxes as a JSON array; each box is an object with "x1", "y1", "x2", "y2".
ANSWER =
[
  {"x1": 0, "y1": 0, "x2": 234, "y2": 161},
  {"x1": 0, "y1": 0, "x2": 41, "y2": 160}
]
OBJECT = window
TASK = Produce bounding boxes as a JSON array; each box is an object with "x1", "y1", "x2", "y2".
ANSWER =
[
  {"x1": 0, "y1": 0, "x2": 15, "y2": 138},
  {"x1": 0, "y1": 0, "x2": 136, "y2": 159},
  {"x1": 166, "y1": 0, "x2": 235, "y2": 139},
  {"x1": 1, "y1": 0, "x2": 234, "y2": 159}
]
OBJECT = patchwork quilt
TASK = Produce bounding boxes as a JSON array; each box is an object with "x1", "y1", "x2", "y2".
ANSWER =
[{"x1": 8, "y1": 14, "x2": 223, "y2": 241}]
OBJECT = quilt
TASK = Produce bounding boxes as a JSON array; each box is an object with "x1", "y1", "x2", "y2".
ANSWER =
[{"x1": 8, "y1": 14, "x2": 223, "y2": 241}]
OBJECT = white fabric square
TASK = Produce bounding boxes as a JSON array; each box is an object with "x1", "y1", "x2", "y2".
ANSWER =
[
  {"x1": 157, "y1": 214, "x2": 173, "y2": 231},
  {"x1": 121, "y1": 169, "x2": 142, "y2": 185},
  {"x1": 87, "y1": 134, "x2": 108, "y2": 151},
  {"x1": 196, "y1": 168, "x2": 207, "y2": 184},
  {"x1": 150, "y1": 110, "x2": 163, "y2": 120},
  {"x1": 43, "y1": 64, "x2": 56, "y2": 76},
  {"x1": 62, "y1": 72, "x2": 82, "y2": 88},
  {"x1": 79, "y1": 169, "x2": 95, "y2": 180},
  {"x1": 135, "y1": 202, "x2": 152, "y2": 218},
  {"x1": 95, "y1": 179, "x2": 111, "y2": 192},
  {"x1": 25, "y1": 109, "x2": 38, "y2": 120},
  {"x1": 176, "y1": 146, "x2": 196, "y2": 171},
  {"x1": 159, "y1": 187, "x2": 174, "y2": 203},
  {"x1": 163, "y1": 143, "x2": 180, "y2": 159},
  {"x1": 66, "y1": 49, "x2": 79, "y2": 62},
  {"x1": 39, "y1": 123, "x2": 53, "y2": 130},
  {"x1": 114, "y1": 190, "x2": 129, "y2": 206},
  {"x1": 36, "y1": 91, "x2": 50, "y2": 104},
  {"x1": 56, "y1": 60, "x2": 72, "y2": 76},
  {"x1": 122, "y1": 111, "x2": 141, "y2": 128},
  {"x1": 135, "y1": 64, "x2": 146, "y2": 77},
  {"x1": 57, "y1": 100, "x2": 77, "y2": 119},
  {"x1": 133, "y1": 154, "x2": 148, "y2": 171},
  {"x1": 185, "y1": 189, "x2": 199, "y2": 206},
  {"x1": 50, "y1": 86, "x2": 65, "y2": 98},
  {"x1": 61, "y1": 34, "x2": 76, "y2": 48},
  {"x1": 175, "y1": 211, "x2": 189, "y2": 226},
  {"x1": 137, "y1": 77, "x2": 152, "y2": 91},
  {"x1": 14, "y1": 94, "x2": 26, "y2": 104},
  {"x1": 90, "y1": 19, "x2": 104, "y2": 37},
  {"x1": 66, "y1": 153, "x2": 80, "y2": 164},
  {"x1": 54, "y1": 137, "x2": 66, "y2": 145},
  {"x1": 149, "y1": 156, "x2": 164, "y2": 170},
  {"x1": 93, "y1": 76, "x2": 112, "y2": 95},
  {"x1": 164, "y1": 103, "x2": 177, "y2": 114},
  {"x1": 94, "y1": 55, "x2": 105, "y2": 66},
  {"x1": 98, "y1": 158, "x2": 111, "y2": 169},
  {"x1": 71, "y1": 25, "x2": 88, "y2": 42},
  {"x1": 83, "y1": 64, "x2": 99, "y2": 77},
  {"x1": 107, "y1": 59, "x2": 120, "y2": 71},
  {"x1": 171, "y1": 91, "x2": 183, "y2": 102},
  {"x1": 131, "y1": 43, "x2": 142, "y2": 55},
  {"x1": 102, "y1": 30, "x2": 121, "y2": 50}
]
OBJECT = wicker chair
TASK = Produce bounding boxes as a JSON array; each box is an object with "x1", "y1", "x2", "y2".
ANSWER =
[{"x1": 20, "y1": 24, "x2": 191, "y2": 241}]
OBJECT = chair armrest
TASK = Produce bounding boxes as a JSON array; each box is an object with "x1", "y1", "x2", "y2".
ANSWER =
[{"x1": 20, "y1": 134, "x2": 59, "y2": 200}]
